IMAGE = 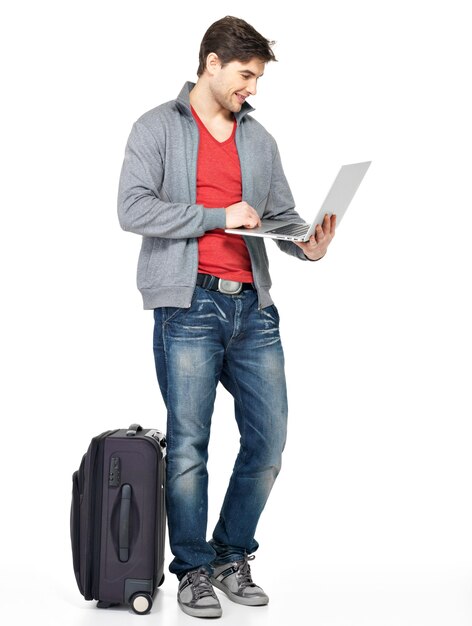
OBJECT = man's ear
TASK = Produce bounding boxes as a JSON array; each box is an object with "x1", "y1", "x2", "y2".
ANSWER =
[{"x1": 205, "y1": 52, "x2": 221, "y2": 76}]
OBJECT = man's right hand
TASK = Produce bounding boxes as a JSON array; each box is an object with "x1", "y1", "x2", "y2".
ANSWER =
[{"x1": 225, "y1": 201, "x2": 261, "y2": 229}]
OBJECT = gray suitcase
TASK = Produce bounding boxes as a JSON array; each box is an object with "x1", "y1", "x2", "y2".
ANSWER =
[{"x1": 71, "y1": 424, "x2": 166, "y2": 614}]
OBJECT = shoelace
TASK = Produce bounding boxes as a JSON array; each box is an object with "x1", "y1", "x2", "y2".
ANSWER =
[
  {"x1": 188, "y1": 568, "x2": 216, "y2": 600},
  {"x1": 235, "y1": 554, "x2": 256, "y2": 589}
]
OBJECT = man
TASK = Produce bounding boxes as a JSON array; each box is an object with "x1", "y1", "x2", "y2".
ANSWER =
[{"x1": 118, "y1": 15, "x2": 335, "y2": 618}]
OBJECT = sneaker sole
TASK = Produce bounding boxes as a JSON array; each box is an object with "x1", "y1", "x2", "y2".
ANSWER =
[
  {"x1": 210, "y1": 578, "x2": 269, "y2": 606},
  {"x1": 178, "y1": 598, "x2": 222, "y2": 618}
]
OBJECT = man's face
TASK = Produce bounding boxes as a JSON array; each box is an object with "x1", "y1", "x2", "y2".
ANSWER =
[{"x1": 209, "y1": 57, "x2": 265, "y2": 113}]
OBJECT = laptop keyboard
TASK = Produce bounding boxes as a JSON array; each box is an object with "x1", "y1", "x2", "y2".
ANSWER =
[{"x1": 266, "y1": 223, "x2": 310, "y2": 237}]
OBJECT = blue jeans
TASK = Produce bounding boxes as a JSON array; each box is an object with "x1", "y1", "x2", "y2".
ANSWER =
[{"x1": 153, "y1": 286, "x2": 288, "y2": 578}]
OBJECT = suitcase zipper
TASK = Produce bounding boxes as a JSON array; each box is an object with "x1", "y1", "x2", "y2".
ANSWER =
[{"x1": 84, "y1": 430, "x2": 117, "y2": 600}]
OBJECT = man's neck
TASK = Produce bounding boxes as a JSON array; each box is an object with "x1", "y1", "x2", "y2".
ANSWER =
[{"x1": 189, "y1": 79, "x2": 233, "y2": 124}]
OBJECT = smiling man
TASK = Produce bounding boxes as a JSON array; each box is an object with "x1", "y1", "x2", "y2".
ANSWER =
[{"x1": 118, "y1": 15, "x2": 335, "y2": 618}]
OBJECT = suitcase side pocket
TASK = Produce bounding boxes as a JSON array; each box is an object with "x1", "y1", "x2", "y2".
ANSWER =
[{"x1": 71, "y1": 467, "x2": 84, "y2": 595}]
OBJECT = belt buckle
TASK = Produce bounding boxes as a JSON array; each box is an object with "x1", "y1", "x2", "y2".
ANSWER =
[{"x1": 218, "y1": 278, "x2": 242, "y2": 295}]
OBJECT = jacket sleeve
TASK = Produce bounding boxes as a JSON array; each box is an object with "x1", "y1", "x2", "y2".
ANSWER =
[
  {"x1": 117, "y1": 121, "x2": 226, "y2": 238},
  {"x1": 263, "y1": 142, "x2": 312, "y2": 261}
]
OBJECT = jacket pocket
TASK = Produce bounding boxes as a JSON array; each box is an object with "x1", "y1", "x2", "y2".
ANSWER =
[{"x1": 138, "y1": 238, "x2": 196, "y2": 289}]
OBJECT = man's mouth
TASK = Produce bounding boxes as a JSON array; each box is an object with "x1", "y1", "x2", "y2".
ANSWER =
[{"x1": 235, "y1": 93, "x2": 246, "y2": 104}]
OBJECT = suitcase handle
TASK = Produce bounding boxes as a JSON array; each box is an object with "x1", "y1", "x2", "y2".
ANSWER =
[
  {"x1": 119, "y1": 484, "x2": 132, "y2": 562},
  {"x1": 126, "y1": 424, "x2": 142, "y2": 437}
]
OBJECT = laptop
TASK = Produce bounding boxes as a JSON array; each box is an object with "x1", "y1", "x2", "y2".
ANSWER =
[{"x1": 225, "y1": 161, "x2": 371, "y2": 242}]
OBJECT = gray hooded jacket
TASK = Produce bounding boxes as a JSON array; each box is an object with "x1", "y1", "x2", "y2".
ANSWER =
[{"x1": 117, "y1": 81, "x2": 310, "y2": 310}]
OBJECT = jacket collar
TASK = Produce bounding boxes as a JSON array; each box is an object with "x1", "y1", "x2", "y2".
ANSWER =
[{"x1": 176, "y1": 81, "x2": 255, "y2": 125}]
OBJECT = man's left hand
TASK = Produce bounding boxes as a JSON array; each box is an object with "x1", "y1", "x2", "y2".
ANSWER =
[{"x1": 294, "y1": 213, "x2": 336, "y2": 261}]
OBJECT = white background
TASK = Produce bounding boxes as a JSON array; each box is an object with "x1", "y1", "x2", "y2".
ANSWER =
[{"x1": 1, "y1": 0, "x2": 472, "y2": 624}]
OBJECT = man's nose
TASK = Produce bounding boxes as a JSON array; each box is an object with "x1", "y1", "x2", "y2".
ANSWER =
[{"x1": 247, "y1": 78, "x2": 257, "y2": 96}]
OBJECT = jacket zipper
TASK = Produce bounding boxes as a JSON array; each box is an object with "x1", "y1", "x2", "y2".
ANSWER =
[
  {"x1": 235, "y1": 127, "x2": 262, "y2": 309},
  {"x1": 190, "y1": 116, "x2": 200, "y2": 302}
]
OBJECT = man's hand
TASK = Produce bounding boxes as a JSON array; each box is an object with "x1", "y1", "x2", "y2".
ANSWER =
[
  {"x1": 294, "y1": 213, "x2": 336, "y2": 261},
  {"x1": 225, "y1": 201, "x2": 261, "y2": 229}
]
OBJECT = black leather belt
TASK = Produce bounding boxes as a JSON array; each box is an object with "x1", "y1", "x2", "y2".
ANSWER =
[{"x1": 196, "y1": 273, "x2": 255, "y2": 295}]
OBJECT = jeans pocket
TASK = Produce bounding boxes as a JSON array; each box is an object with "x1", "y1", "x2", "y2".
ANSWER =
[
  {"x1": 162, "y1": 287, "x2": 199, "y2": 325},
  {"x1": 261, "y1": 304, "x2": 280, "y2": 322},
  {"x1": 162, "y1": 306, "x2": 184, "y2": 324}
]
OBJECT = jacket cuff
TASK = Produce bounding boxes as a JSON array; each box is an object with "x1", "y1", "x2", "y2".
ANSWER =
[
  {"x1": 304, "y1": 252, "x2": 326, "y2": 262},
  {"x1": 203, "y1": 208, "x2": 227, "y2": 232}
]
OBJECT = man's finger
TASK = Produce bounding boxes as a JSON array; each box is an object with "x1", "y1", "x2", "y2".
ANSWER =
[
  {"x1": 315, "y1": 225, "x2": 324, "y2": 243},
  {"x1": 322, "y1": 213, "x2": 330, "y2": 232},
  {"x1": 330, "y1": 214, "x2": 337, "y2": 234}
]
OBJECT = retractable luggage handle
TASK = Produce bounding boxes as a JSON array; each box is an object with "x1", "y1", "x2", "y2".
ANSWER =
[{"x1": 119, "y1": 484, "x2": 132, "y2": 562}]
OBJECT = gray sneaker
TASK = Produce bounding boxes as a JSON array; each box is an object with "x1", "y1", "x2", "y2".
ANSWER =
[
  {"x1": 210, "y1": 554, "x2": 269, "y2": 606},
  {"x1": 178, "y1": 567, "x2": 222, "y2": 618}
]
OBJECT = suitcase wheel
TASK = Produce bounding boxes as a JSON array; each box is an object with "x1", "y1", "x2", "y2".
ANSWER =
[{"x1": 130, "y1": 592, "x2": 153, "y2": 615}]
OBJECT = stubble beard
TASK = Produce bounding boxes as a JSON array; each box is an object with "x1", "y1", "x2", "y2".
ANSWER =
[{"x1": 211, "y1": 83, "x2": 241, "y2": 114}]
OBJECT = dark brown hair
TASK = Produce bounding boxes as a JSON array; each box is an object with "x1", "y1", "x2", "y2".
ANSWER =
[{"x1": 197, "y1": 16, "x2": 277, "y2": 77}]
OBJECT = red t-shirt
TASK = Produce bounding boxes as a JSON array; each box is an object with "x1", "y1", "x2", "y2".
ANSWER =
[{"x1": 191, "y1": 106, "x2": 254, "y2": 283}]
